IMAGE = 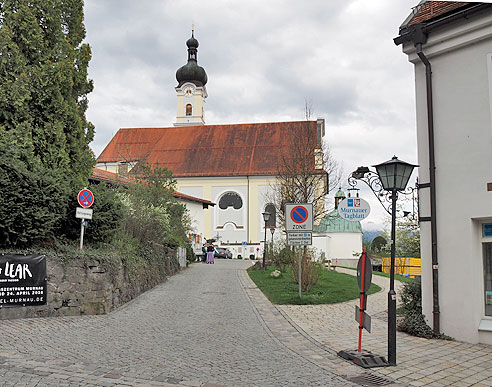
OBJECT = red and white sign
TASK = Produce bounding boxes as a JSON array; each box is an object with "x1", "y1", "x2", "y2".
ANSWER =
[
  {"x1": 77, "y1": 189, "x2": 94, "y2": 208},
  {"x1": 285, "y1": 203, "x2": 313, "y2": 232}
]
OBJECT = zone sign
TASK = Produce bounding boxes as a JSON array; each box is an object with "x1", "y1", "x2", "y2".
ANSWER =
[{"x1": 285, "y1": 203, "x2": 313, "y2": 232}]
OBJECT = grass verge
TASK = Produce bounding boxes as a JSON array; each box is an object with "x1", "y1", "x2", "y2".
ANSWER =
[{"x1": 247, "y1": 265, "x2": 381, "y2": 305}]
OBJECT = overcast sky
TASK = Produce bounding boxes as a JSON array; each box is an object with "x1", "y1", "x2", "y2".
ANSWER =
[{"x1": 83, "y1": 0, "x2": 425, "y2": 229}]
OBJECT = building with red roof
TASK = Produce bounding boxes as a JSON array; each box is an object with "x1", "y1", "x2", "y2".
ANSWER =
[{"x1": 96, "y1": 32, "x2": 327, "y2": 257}]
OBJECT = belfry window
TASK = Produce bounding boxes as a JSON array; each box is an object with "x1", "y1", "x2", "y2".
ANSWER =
[{"x1": 186, "y1": 104, "x2": 192, "y2": 116}]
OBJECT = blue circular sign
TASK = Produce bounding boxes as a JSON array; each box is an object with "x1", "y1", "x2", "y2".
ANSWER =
[{"x1": 290, "y1": 206, "x2": 308, "y2": 224}]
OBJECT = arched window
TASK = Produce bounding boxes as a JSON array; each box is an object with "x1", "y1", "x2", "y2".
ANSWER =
[
  {"x1": 186, "y1": 104, "x2": 192, "y2": 116},
  {"x1": 219, "y1": 192, "x2": 243, "y2": 210},
  {"x1": 264, "y1": 204, "x2": 276, "y2": 228}
]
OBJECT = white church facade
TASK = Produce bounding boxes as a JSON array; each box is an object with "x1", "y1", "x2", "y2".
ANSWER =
[{"x1": 96, "y1": 32, "x2": 328, "y2": 258}]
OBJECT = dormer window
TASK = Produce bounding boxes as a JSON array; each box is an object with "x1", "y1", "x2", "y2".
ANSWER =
[{"x1": 186, "y1": 104, "x2": 192, "y2": 116}]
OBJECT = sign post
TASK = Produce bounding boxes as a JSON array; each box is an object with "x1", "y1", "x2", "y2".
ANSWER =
[
  {"x1": 285, "y1": 203, "x2": 313, "y2": 299},
  {"x1": 338, "y1": 250, "x2": 389, "y2": 368},
  {"x1": 77, "y1": 188, "x2": 94, "y2": 250}
]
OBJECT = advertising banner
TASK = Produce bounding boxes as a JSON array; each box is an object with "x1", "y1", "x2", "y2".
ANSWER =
[{"x1": 0, "y1": 255, "x2": 47, "y2": 307}]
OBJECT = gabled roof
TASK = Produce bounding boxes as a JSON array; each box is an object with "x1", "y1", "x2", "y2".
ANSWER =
[
  {"x1": 97, "y1": 121, "x2": 321, "y2": 178},
  {"x1": 91, "y1": 167, "x2": 132, "y2": 184},
  {"x1": 90, "y1": 168, "x2": 215, "y2": 207}
]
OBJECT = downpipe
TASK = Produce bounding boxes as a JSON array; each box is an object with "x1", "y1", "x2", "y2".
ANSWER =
[{"x1": 415, "y1": 43, "x2": 440, "y2": 335}]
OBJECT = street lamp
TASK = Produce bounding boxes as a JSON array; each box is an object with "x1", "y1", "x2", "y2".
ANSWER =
[
  {"x1": 350, "y1": 156, "x2": 416, "y2": 366},
  {"x1": 262, "y1": 212, "x2": 271, "y2": 270}
]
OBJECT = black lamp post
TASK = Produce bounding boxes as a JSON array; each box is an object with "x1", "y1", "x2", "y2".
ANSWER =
[
  {"x1": 350, "y1": 156, "x2": 416, "y2": 366},
  {"x1": 262, "y1": 212, "x2": 271, "y2": 270}
]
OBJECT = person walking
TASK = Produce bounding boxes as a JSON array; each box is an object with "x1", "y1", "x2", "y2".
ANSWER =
[{"x1": 206, "y1": 244, "x2": 215, "y2": 264}]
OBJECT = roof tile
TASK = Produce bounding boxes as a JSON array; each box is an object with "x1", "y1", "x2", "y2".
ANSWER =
[{"x1": 97, "y1": 121, "x2": 321, "y2": 177}]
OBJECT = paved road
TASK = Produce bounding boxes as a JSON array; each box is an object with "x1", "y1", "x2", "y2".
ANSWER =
[{"x1": 0, "y1": 260, "x2": 355, "y2": 386}]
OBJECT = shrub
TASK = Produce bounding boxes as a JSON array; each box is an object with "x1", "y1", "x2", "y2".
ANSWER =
[
  {"x1": 291, "y1": 248, "x2": 320, "y2": 292},
  {"x1": 397, "y1": 277, "x2": 453, "y2": 340},
  {"x1": 400, "y1": 276, "x2": 422, "y2": 313},
  {"x1": 0, "y1": 134, "x2": 70, "y2": 247},
  {"x1": 270, "y1": 243, "x2": 295, "y2": 272}
]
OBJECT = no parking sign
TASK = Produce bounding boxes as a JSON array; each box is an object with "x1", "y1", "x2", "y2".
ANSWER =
[
  {"x1": 285, "y1": 203, "x2": 313, "y2": 231},
  {"x1": 77, "y1": 188, "x2": 94, "y2": 208}
]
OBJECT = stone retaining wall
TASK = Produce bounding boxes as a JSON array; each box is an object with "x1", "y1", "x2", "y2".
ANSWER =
[{"x1": 0, "y1": 247, "x2": 179, "y2": 320}]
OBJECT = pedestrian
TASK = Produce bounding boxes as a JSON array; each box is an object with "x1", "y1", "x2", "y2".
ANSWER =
[
  {"x1": 206, "y1": 244, "x2": 215, "y2": 264},
  {"x1": 202, "y1": 244, "x2": 207, "y2": 263}
]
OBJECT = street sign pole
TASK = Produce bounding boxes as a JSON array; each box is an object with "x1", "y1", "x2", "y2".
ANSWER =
[
  {"x1": 298, "y1": 247, "x2": 302, "y2": 299},
  {"x1": 76, "y1": 188, "x2": 94, "y2": 250},
  {"x1": 80, "y1": 219, "x2": 85, "y2": 250}
]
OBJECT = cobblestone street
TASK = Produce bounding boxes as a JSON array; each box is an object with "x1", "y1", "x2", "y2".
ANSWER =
[{"x1": 0, "y1": 260, "x2": 356, "y2": 387}]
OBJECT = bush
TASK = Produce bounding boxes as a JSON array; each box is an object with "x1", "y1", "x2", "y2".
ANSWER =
[
  {"x1": 0, "y1": 134, "x2": 70, "y2": 247},
  {"x1": 397, "y1": 277, "x2": 453, "y2": 340},
  {"x1": 270, "y1": 243, "x2": 295, "y2": 272},
  {"x1": 400, "y1": 276, "x2": 422, "y2": 313},
  {"x1": 291, "y1": 248, "x2": 320, "y2": 292}
]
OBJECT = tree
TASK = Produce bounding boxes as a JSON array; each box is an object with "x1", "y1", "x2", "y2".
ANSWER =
[
  {"x1": 0, "y1": 0, "x2": 94, "y2": 245},
  {"x1": 380, "y1": 196, "x2": 420, "y2": 257},
  {"x1": 268, "y1": 105, "x2": 342, "y2": 224}
]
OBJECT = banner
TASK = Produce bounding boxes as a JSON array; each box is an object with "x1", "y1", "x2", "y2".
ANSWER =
[{"x1": 0, "y1": 255, "x2": 47, "y2": 307}]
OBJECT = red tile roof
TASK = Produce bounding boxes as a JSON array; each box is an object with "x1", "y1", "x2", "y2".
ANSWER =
[
  {"x1": 91, "y1": 167, "x2": 131, "y2": 184},
  {"x1": 407, "y1": 1, "x2": 472, "y2": 26},
  {"x1": 91, "y1": 168, "x2": 215, "y2": 206},
  {"x1": 97, "y1": 121, "x2": 321, "y2": 177}
]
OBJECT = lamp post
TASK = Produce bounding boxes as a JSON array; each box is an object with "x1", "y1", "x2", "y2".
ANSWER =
[
  {"x1": 262, "y1": 212, "x2": 271, "y2": 270},
  {"x1": 349, "y1": 156, "x2": 416, "y2": 366}
]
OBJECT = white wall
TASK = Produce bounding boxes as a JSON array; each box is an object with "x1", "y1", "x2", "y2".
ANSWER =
[
  {"x1": 312, "y1": 232, "x2": 362, "y2": 267},
  {"x1": 403, "y1": 13, "x2": 492, "y2": 344}
]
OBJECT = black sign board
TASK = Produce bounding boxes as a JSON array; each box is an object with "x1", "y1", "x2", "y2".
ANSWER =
[
  {"x1": 357, "y1": 253, "x2": 373, "y2": 293},
  {"x1": 0, "y1": 255, "x2": 47, "y2": 307}
]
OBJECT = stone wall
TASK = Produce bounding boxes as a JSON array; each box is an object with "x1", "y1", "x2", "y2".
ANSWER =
[{"x1": 0, "y1": 247, "x2": 180, "y2": 320}]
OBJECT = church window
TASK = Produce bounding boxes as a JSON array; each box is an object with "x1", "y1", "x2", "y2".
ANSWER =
[
  {"x1": 264, "y1": 204, "x2": 276, "y2": 228},
  {"x1": 219, "y1": 192, "x2": 243, "y2": 210},
  {"x1": 186, "y1": 104, "x2": 192, "y2": 116}
]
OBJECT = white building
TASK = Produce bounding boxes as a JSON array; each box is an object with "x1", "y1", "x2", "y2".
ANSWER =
[
  {"x1": 312, "y1": 189, "x2": 363, "y2": 267},
  {"x1": 396, "y1": 1, "x2": 492, "y2": 344},
  {"x1": 96, "y1": 32, "x2": 328, "y2": 259}
]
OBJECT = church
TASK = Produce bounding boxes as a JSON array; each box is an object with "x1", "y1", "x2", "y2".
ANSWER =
[{"x1": 96, "y1": 32, "x2": 327, "y2": 258}]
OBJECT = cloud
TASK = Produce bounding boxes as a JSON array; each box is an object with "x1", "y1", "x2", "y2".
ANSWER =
[{"x1": 84, "y1": 0, "x2": 420, "y2": 225}]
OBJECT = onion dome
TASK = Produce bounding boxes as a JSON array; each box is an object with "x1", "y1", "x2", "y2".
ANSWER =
[
  {"x1": 335, "y1": 188, "x2": 346, "y2": 199},
  {"x1": 176, "y1": 31, "x2": 208, "y2": 87}
]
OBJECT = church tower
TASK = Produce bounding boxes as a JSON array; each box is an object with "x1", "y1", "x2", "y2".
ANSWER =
[{"x1": 174, "y1": 30, "x2": 208, "y2": 126}]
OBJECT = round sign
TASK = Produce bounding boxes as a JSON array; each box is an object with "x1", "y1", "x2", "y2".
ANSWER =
[
  {"x1": 77, "y1": 189, "x2": 94, "y2": 208},
  {"x1": 290, "y1": 206, "x2": 309, "y2": 224},
  {"x1": 357, "y1": 253, "x2": 373, "y2": 293},
  {"x1": 337, "y1": 197, "x2": 370, "y2": 222}
]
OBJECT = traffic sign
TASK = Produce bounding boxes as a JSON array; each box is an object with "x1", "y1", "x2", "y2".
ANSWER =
[
  {"x1": 287, "y1": 232, "x2": 312, "y2": 246},
  {"x1": 357, "y1": 252, "x2": 373, "y2": 293},
  {"x1": 355, "y1": 305, "x2": 372, "y2": 333},
  {"x1": 285, "y1": 203, "x2": 313, "y2": 231},
  {"x1": 77, "y1": 189, "x2": 94, "y2": 208},
  {"x1": 338, "y1": 197, "x2": 370, "y2": 221},
  {"x1": 76, "y1": 207, "x2": 93, "y2": 220}
]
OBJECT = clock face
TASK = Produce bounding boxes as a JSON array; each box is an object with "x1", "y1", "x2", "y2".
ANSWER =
[{"x1": 184, "y1": 86, "x2": 195, "y2": 96}]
